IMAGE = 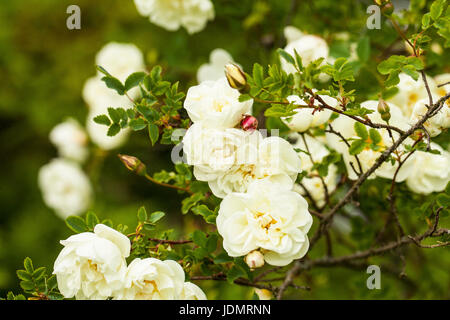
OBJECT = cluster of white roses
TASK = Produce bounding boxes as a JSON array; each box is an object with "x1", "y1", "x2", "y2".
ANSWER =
[
  {"x1": 277, "y1": 26, "x2": 449, "y2": 196},
  {"x1": 133, "y1": 0, "x2": 214, "y2": 34},
  {"x1": 53, "y1": 224, "x2": 206, "y2": 300},
  {"x1": 182, "y1": 67, "x2": 313, "y2": 267},
  {"x1": 39, "y1": 42, "x2": 146, "y2": 219}
]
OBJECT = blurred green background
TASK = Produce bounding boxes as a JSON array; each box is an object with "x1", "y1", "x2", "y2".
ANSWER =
[{"x1": 0, "y1": 0, "x2": 449, "y2": 299}]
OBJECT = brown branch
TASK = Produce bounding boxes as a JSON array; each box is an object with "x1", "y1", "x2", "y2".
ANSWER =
[{"x1": 276, "y1": 94, "x2": 450, "y2": 299}]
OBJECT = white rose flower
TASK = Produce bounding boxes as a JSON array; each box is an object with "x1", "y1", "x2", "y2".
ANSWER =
[
  {"x1": 179, "y1": 282, "x2": 207, "y2": 300},
  {"x1": 281, "y1": 94, "x2": 336, "y2": 132},
  {"x1": 114, "y1": 258, "x2": 185, "y2": 300},
  {"x1": 410, "y1": 98, "x2": 449, "y2": 137},
  {"x1": 406, "y1": 143, "x2": 450, "y2": 195},
  {"x1": 134, "y1": 0, "x2": 214, "y2": 34},
  {"x1": 282, "y1": 34, "x2": 329, "y2": 74},
  {"x1": 95, "y1": 42, "x2": 145, "y2": 83},
  {"x1": 291, "y1": 134, "x2": 339, "y2": 208},
  {"x1": 217, "y1": 176, "x2": 313, "y2": 266},
  {"x1": 38, "y1": 158, "x2": 92, "y2": 219},
  {"x1": 184, "y1": 77, "x2": 253, "y2": 129},
  {"x1": 197, "y1": 48, "x2": 234, "y2": 83},
  {"x1": 387, "y1": 73, "x2": 438, "y2": 118},
  {"x1": 53, "y1": 224, "x2": 130, "y2": 300},
  {"x1": 86, "y1": 110, "x2": 130, "y2": 151},
  {"x1": 49, "y1": 118, "x2": 88, "y2": 163},
  {"x1": 326, "y1": 100, "x2": 415, "y2": 181},
  {"x1": 183, "y1": 123, "x2": 260, "y2": 179},
  {"x1": 208, "y1": 135, "x2": 301, "y2": 198}
]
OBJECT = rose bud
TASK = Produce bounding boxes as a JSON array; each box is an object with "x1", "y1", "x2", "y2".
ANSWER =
[
  {"x1": 240, "y1": 115, "x2": 258, "y2": 131},
  {"x1": 244, "y1": 250, "x2": 265, "y2": 269},
  {"x1": 118, "y1": 154, "x2": 147, "y2": 176},
  {"x1": 377, "y1": 97, "x2": 391, "y2": 122},
  {"x1": 225, "y1": 63, "x2": 249, "y2": 93}
]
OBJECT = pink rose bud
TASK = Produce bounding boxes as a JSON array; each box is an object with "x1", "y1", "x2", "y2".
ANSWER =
[{"x1": 240, "y1": 115, "x2": 258, "y2": 131}]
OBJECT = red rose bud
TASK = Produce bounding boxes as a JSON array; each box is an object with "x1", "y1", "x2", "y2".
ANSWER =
[
  {"x1": 240, "y1": 115, "x2": 258, "y2": 131},
  {"x1": 118, "y1": 154, "x2": 147, "y2": 176}
]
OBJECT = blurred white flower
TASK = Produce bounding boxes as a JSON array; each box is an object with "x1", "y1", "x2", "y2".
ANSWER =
[
  {"x1": 95, "y1": 42, "x2": 145, "y2": 83},
  {"x1": 254, "y1": 288, "x2": 273, "y2": 300},
  {"x1": 217, "y1": 176, "x2": 313, "y2": 266},
  {"x1": 291, "y1": 134, "x2": 339, "y2": 208},
  {"x1": 179, "y1": 282, "x2": 207, "y2": 300},
  {"x1": 434, "y1": 73, "x2": 450, "y2": 97},
  {"x1": 197, "y1": 48, "x2": 234, "y2": 83},
  {"x1": 325, "y1": 100, "x2": 415, "y2": 181},
  {"x1": 283, "y1": 26, "x2": 304, "y2": 44},
  {"x1": 133, "y1": 0, "x2": 214, "y2": 34},
  {"x1": 282, "y1": 26, "x2": 330, "y2": 81},
  {"x1": 280, "y1": 93, "x2": 336, "y2": 132},
  {"x1": 184, "y1": 77, "x2": 253, "y2": 129},
  {"x1": 38, "y1": 158, "x2": 92, "y2": 219},
  {"x1": 406, "y1": 143, "x2": 450, "y2": 195},
  {"x1": 86, "y1": 110, "x2": 130, "y2": 151},
  {"x1": 387, "y1": 73, "x2": 438, "y2": 118},
  {"x1": 82, "y1": 76, "x2": 134, "y2": 112},
  {"x1": 53, "y1": 224, "x2": 130, "y2": 299},
  {"x1": 114, "y1": 258, "x2": 185, "y2": 300},
  {"x1": 49, "y1": 118, "x2": 88, "y2": 163}
]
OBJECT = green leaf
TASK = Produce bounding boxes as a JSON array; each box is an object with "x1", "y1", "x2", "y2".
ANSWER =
[
  {"x1": 20, "y1": 280, "x2": 35, "y2": 291},
  {"x1": 149, "y1": 211, "x2": 165, "y2": 224},
  {"x1": 24, "y1": 257, "x2": 34, "y2": 273},
  {"x1": 252, "y1": 63, "x2": 264, "y2": 87},
  {"x1": 32, "y1": 267, "x2": 46, "y2": 281},
  {"x1": 192, "y1": 205, "x2": 217, "y2": 224},
  {"x1": 107, "y1": 123, "x2": 121, "y2": 136},
  {"x1": 85, "y1": 211, "x2": 99, "y2": 230},
  {"x1": 369, "y1": 129, "x2": 382, "y2": 144},
  {"x1": 213, "y1": 252, "x2": 233, "y2": 264},
  {"x1": 96, "y1": 65, "x2": 112, "y2": 77},
  {"x1": 349, "y1": 139, "x2": 366, "y2": 155},
  {"x1": 354, "y1": 122, "x2": 368, "y2": 139},
  {"x1": 206, "y1": 234, "x2": 218, "y2": 253},
  {"x1": 181, "y1": 193, "x2": 205, "y2": 214},
  {"x1": 129, "y1": 118, "x2": 147, "y2": 131},
  {"x1": 93, "y1": 115, "x2": 111, "y2": 126},
  {"x1": 65, "y1": 216, "x2": 88, "y2": 233},
  {"x1": 100, "y1": 76, "x2": 125, "y2": 95},
  {"x1": 357, "y1": 37, "x2": 370, "y2": 63},
  {"x1": 436, "y1": 194, "x2": 450, "y2": 207},
  {"x1": 192, "y1": 230, "x2": 208, "y2": 247},
  {"x1": 430, "y1": 0, "x2": 445, "y2": 20},
  {"x1": 148, "y1": 123, "x2": 159, "y2": 146},
  {"x1": 16, "y1": 270, "x2": 32, "y2": 281},
  {"x1": 422, "y1": 12, "x2": 432, "y2": 29},
  {"x1": 277, "y1": 48, "x2": 295, "y2": 66},
  {"x1": 137, "y1": 206, "x2": 148, "y2": 222},
  {"x1": 107, "y1": 108, "x2": 121, "y2": 123},
  {"x1": 226, "y1": 266, "x2": 246, "y2": 284},
  {"x1": 124, "y1": 72, "x2": 146, "y2": 91}
]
